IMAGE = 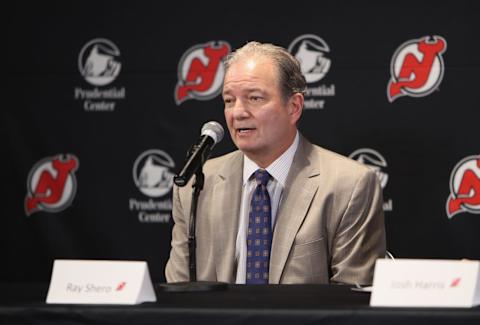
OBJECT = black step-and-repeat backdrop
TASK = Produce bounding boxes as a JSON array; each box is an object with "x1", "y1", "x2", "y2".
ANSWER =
[{"x1": 3, "y1": 1, "x2": 479, "y2": 282}]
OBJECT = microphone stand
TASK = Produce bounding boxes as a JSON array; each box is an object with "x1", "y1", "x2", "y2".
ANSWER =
[
  {"x1": 159, "y1": 150, "x2": 228, "y2": 292},
  {"x1": 188, "y1": 168, "x2": 203, "y2": 282}
]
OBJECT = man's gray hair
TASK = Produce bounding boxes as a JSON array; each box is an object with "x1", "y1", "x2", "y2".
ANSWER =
[{"x1": 224, "y1": 41, "x2": 307, "y2": 101}]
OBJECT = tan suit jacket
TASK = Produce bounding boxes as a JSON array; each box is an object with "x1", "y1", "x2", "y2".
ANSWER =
[{"x1": 165, "y1": 135, "x2": 386, "y2": 285}]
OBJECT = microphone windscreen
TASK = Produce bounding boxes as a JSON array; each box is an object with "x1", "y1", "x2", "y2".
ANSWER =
[{"x1": 201, "y1": 121, "x2": 224, "y2": 145}]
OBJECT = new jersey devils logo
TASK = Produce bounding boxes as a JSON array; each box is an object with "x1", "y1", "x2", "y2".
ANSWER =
[
  {"x1": 174, "y1": 41, "x2": 230, "y2": 105},
  {"x1": 387, "y1": 36, "x2": 447, "y2": 102},
  {"x1": 446, "y1": 155, "x2": 480, "y2": 219},
  {"x1": 25, "y1": 154, "x2": 79, "y2": 216}
]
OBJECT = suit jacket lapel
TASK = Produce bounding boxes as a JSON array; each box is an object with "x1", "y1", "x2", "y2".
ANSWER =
[
  {"x1": 269, "y1": 136, "x2": 320, "y2": 283},
  {"x1": 212, "y1": 152, "x2": 243, "y2": 283}
]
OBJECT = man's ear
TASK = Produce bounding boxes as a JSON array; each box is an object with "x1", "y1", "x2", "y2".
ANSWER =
[{"x1": 289, "y1": 93, "x2": 304, "y2": 124}]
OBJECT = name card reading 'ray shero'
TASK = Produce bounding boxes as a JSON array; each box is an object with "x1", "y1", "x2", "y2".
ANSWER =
[{"x1": 46, "y1": 260, "x2": 157, "y2": 305}]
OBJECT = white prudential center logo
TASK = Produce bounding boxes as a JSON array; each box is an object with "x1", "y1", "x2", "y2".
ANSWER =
[
  {"x1": 288, "y1": 34, "x2": 335, "y2": 110},
  {"x1": 78, "y1": 38, "x2": 121, "y2": 86},
  {"x1": 349, "y1": 148, "x2": 389, "y2": 189},
  {"x1": 349, "y1": 148, "x2": 393, "y2": 211},
  {"x1": 75, "y1": 38, "x2": 126, "y2": 112},
  {"x1": 133, "y1": 149, "x2": 175, "y2": 198},
  {"x1": 288, "y1": 34, "x2": 331, "y2": 83}
]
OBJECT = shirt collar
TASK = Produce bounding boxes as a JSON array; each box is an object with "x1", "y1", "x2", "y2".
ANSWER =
[{"x1": 243, "y1": 131, "x2": 300, "y2": 187}]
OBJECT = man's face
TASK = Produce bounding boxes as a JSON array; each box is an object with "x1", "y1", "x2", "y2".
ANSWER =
[{"x1": 222, "y1": 56, "x2": 301, "y2": 167}]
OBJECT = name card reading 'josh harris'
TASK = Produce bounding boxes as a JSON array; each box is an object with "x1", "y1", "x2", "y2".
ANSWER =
[
  {"x1": 370, "y1": 259, "x2": 480, "y2": 308},
  {"x1": 46, "y1": 260, "x2": 157, "y2": 305}
]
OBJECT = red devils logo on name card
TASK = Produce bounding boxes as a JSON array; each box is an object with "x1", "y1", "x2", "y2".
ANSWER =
[
  {"x1": 174, "y1": 41, "x2": 231, "y2": 105},
  {"x1": 446, "y1": 155, "x2": 480, "y2": 219},
  {"x1": 25, "y1": 154, "x2": 79, "y2": 216},
  {"x1": 387, "y1": 36, "x2": 447, "y2": 102}
]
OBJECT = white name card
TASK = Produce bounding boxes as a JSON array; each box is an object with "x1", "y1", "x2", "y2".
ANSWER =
[
  {"x1": 46, "y1": 260, "x2": 157, "y2": 305},
  {"x1": 370, "y1": 259, "x2": 480, "y2": 308}
]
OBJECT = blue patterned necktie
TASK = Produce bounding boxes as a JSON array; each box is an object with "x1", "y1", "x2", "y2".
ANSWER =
[{"x1": 246, "y1": 169, "x2": 272, "y2": 284}]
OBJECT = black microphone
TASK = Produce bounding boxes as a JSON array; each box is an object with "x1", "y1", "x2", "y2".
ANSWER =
[{"x1": 174, "y1": 121, "x2": 224, "y2": 187}]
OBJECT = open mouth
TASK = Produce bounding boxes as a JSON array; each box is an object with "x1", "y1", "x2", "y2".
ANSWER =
[{"x1": 237, "y1": 127, "x2": 255, "y2": 134}]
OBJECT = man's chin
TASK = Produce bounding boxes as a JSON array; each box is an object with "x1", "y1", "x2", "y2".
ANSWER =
[
  {"x1": 237, "y1": 147, "x2": 263, "y2": 160},
  {"x1": 235, "y1": 142, "x2": 258, "y2": 153}
]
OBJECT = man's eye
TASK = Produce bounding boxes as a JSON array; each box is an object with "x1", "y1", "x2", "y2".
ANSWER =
[{"x1": 250, "y1": 96, "x2": 262, "y2": 102}]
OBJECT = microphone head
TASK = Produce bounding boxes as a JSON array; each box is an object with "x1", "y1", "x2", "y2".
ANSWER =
[{"x1": 201, "y1": 121, "x2": 224, "y2": 145}]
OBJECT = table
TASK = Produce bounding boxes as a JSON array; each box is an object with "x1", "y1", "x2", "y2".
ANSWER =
[{"x1": 1, "y1": 282, "x2": 479, "y2": 325}]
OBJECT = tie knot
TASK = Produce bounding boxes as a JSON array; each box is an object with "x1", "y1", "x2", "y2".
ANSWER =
[{"x1": 254, "y1": 169, "x2": 270, "y2": 186}]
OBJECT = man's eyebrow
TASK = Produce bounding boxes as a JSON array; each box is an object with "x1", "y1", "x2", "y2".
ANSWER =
[
  {"x1": 222, "y1": 89, "x2": 232, "y2": 97},
  {"x1": 244, "y1": 87, "x2": 266, "y2": 94},
  {"x1": 222, "y1": 87, "x2": 266, "y2": 96}
]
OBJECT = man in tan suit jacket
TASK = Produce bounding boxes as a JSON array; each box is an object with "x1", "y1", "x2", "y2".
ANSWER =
[{"x1": 166, "y1": 41, "x2": 386, "y2": 285}]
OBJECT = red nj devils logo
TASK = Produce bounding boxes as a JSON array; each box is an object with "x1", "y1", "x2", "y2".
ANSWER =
[
  {"x1": 446, "y1": 156, "x2": 480, "y2": 219},
  {"x1": 25, "y1": 154, "x2": 79, "y2": 216},
  {"x1": 387, "y1": 36, "x2": 447, "y2": 102},
  {"x1": 174, "y1": 41, "x2": 230, "y2": 105}
]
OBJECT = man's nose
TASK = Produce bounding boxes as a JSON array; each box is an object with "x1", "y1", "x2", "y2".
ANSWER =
[{"x1": 231, "y1": 99, "x2": 249, "y2": 119}]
